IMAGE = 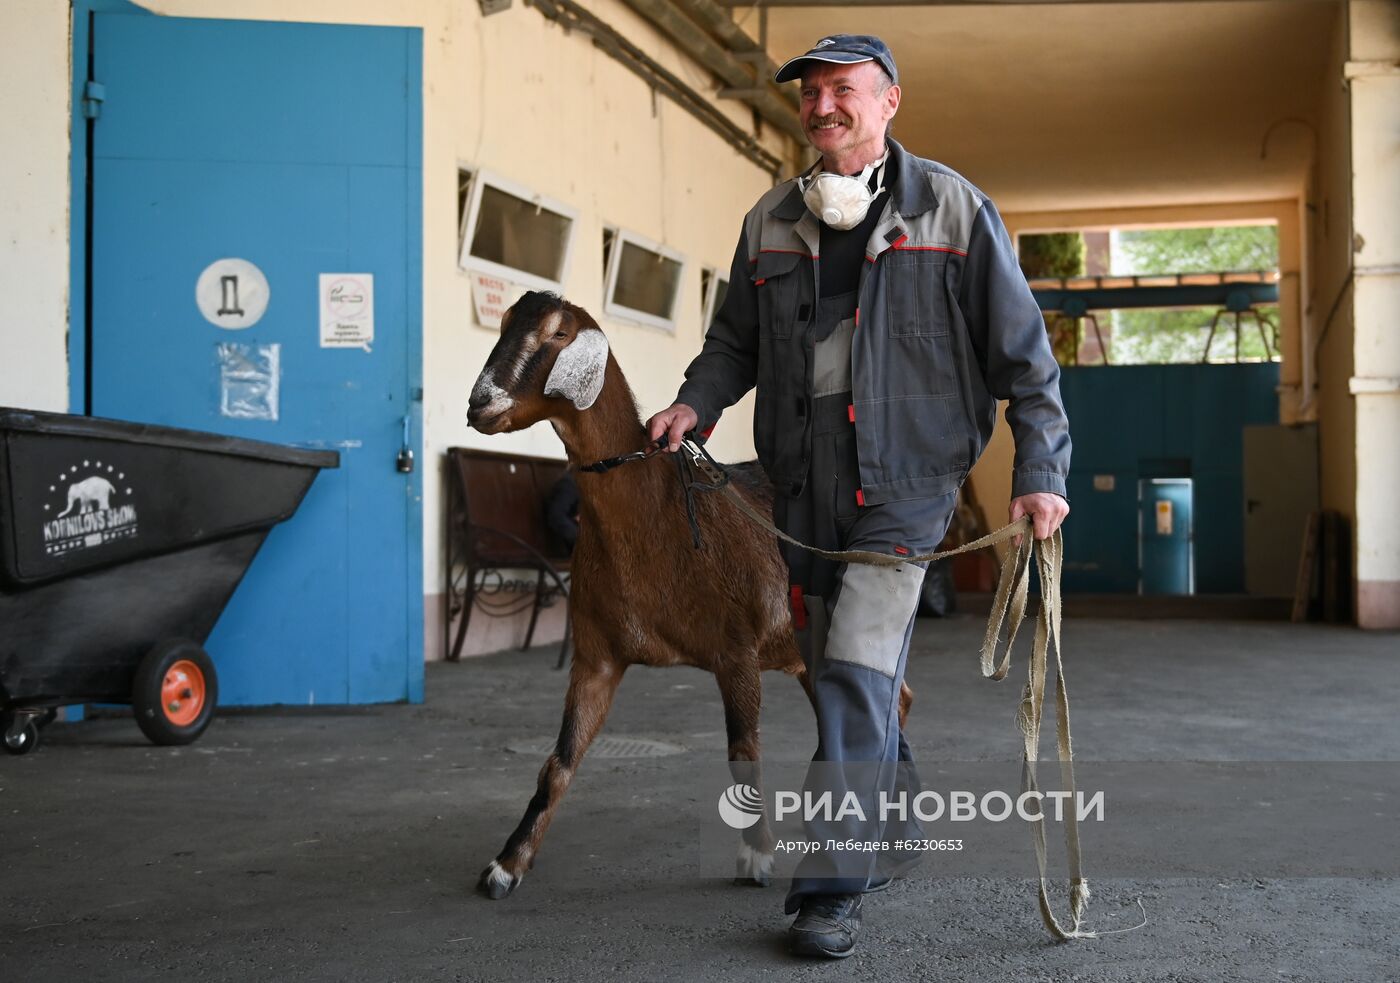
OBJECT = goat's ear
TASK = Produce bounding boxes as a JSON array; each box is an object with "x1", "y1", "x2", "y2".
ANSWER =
[{"x1": 543, "y1": 328, "x2": 608, "y2": 410}]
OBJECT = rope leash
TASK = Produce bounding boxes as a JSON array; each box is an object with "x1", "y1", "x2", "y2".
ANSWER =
[{"x1": 671, "y1": 435, "x2": 1105, "y2": 941}]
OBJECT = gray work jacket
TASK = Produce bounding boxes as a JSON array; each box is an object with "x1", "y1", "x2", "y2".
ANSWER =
[{"x1": 676, "y1": 138, "x2": 1071, "y2": 505}]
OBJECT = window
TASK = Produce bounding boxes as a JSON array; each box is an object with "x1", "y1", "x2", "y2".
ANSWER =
[
  {"x1": 458, "y1": 169, "x2": 577, "y2": 291},
  {"x1": 1017, "y1": 224, "x2": 1280, "y2": 366},
  {"x1": 603, "y1": 227, "x2": 686, "y2": 332},
  {"x1": 700, "y1": 267, "x2": 729, "y2": 331}
]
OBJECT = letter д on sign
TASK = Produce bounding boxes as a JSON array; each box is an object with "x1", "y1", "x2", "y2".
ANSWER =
[{"x1": 196, "y1": 258, "x2": 270, "y2": 329}]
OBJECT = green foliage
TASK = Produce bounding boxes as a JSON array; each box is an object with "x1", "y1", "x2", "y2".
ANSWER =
[
  {"x1": 1112, "y1": 225, "x2": 1277, "y2": 276},
  {"x1": 1018, "y1": 233, "x2": 1085, "y2": 364},
  {"x1": 1110, "y1": 225, "x2": 1279, "y2": 365},
  {"x1": 1112, "y1": 307, "x2": 1280, "y2": 364},
  {"x1": 1019, "y1": 232, "x2": 1085, "y2": 278}
]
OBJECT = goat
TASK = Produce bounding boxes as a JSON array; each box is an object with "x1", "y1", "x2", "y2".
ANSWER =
[{"x1": 465, "y1": 290, "x2": 913, "y2": 899}]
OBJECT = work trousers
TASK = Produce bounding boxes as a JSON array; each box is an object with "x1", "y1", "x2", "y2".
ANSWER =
[
  {"x1": 761, "y1": 289, "x2": 958, "y2": 909},
  {"x1": 777, "y1": 386, "x2": 957, "y2": 912}
]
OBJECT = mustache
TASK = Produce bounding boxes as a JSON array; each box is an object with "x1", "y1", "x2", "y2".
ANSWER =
[{"x1": 809, "y1": 114, "x2": 851, "y2": 129}]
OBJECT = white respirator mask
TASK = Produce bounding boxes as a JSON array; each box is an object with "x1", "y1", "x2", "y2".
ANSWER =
[{"x1": 799, "y1": 154, "x2": 888, "y2": 230}]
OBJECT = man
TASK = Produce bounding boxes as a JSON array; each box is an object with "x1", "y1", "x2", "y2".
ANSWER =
[
  {"x1": 646, "y1": 35, "x2": 1070, "y2": 958},
  {"x1": 543, "y1": 472, "x2": 580, "y2": 553}
]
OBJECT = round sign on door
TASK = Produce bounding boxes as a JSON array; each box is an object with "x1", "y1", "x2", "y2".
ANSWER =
[{"x1": 195, "y1": 258, "x2": 270, "y2": 329}]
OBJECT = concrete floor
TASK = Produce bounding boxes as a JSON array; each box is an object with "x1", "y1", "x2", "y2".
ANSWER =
[{"x1": 3, "y1": 614, "x2": 1399, "y2": 982}]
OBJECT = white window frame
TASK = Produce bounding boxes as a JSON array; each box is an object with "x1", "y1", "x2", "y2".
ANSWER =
[
  {"x1": 700, "y1": 266, "x2": 729, "y2": 331},
  {"x1": 458, "y1": 168, "x2": 578, "y2": 293},
  {"x1": 602, "y1": 226, "x2": 687, "y2": 333}
]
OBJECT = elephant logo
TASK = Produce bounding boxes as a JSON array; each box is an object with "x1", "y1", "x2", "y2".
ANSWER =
[
  {"x1": 57, "y1": 476, "x2": 116, "y2": 517},
  {"x1": 41, "y1": 460, "x2": 139, "y2": 556}
]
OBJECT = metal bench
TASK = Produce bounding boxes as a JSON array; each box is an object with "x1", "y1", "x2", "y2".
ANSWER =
[{"x1": 444, "y1": 447, "x2": 572, "y2": 668}]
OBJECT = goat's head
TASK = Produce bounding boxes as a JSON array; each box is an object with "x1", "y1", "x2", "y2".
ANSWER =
[{"x1": 467, "y1": 291, "x2": 610, "y2": 434}]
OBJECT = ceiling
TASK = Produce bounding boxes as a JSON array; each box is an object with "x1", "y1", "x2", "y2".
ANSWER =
[{"x1": 757, "y1": 1, "x2": 1340, "y2": 213}]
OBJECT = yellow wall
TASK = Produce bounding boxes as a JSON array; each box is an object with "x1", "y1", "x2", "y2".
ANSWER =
[
  {"x1": 1311, "y1": 1, "x2": 1359, "y2": 614},
  {"x1": 0, "y1": 0, "x2": 73, "y2": 413}
]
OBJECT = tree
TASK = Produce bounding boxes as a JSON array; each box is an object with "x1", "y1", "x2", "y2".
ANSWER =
[
  {"x1": 1019, "y1": 232, "x2": 1085, "y2": 365},
  {"x1": 1111, "y1": 225, "x2": 1279, "y2": 364}
]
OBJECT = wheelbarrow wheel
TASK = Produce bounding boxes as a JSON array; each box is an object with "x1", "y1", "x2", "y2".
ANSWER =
[
  {"x1": 2, "y1": 713, "x2": 40, "y2": 756},
  {"x1": 133, "y1": 640, "x2": 218, "y2": 746}
]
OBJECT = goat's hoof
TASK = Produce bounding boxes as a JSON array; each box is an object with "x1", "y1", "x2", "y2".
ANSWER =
[
  {"x1": 735, "y1": 843, "x2": 774, "y2": 887},
  {"x1": 478, "y1": 860, "x2": 520, "y2": 900}
]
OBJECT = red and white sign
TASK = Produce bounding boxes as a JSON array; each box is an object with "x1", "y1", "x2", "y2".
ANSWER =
[
  {"x1": 319, "y1": 273, "x2": 374, "y2": 351},
  {"x1": 470, "y1": 273, "x2": 527, "y2": 330}
]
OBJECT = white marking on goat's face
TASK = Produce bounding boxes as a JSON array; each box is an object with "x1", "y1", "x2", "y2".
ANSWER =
[
  {"x1": 496, "y1": 313, "x2": 550, "y2": 391},
  {"x1": 468, "y1": 311, "x2": 555, "y2": 431},
  {"x1": 469, "y1": 370, "x2": 514, "y2": 423},
  {"x1": 468, "y1": 296, "x2": 610, "y2": 431}
]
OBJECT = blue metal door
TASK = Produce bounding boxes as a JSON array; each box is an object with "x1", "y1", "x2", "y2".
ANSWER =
[
  {"x1": 85, "y1": 13, "x2": 423, "y2": 704},
  {"x1": 1139, "y1": 479, "x2": 1193, "y2": 595}
]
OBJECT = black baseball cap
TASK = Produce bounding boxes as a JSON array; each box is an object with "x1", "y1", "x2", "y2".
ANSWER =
[{"x1": 773, "y1": 34, "x2": 898, "y2": 86}]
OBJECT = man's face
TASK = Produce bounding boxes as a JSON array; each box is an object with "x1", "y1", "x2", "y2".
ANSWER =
[{"x1": 798, "y1": 60, "x2": 900, "y2": 165}]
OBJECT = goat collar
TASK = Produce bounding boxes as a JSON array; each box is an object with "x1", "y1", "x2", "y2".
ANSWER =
[
  {"x1": 577, "y1": 434, "x2": 731, "y2": 551},
  {"x1": 578, "y1": 435, "x2": 667, "y2": 474}
]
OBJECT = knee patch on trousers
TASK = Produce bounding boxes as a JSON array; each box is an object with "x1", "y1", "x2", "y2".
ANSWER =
[{"x1": 825, "y1": 562, "x2": 923, "y2": 678}]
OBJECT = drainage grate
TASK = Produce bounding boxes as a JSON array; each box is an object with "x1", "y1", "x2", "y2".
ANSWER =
[{"x1": 504, "y1": 735, "x2": 686, "y2": 758}]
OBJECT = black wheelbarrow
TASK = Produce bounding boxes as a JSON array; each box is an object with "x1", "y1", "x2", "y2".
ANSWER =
[{"x1": 0, "y1": 408, "x2": 338, "y2": 754}]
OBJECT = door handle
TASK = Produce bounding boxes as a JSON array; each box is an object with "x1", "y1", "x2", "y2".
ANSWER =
[{"x1": 396, "y1": 414, "x2": 415, "y2": 473}]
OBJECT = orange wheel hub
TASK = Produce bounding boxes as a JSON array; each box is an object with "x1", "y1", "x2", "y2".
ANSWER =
[{"x1": 161, "y1": 659, "x2": 206, "y2": 726}]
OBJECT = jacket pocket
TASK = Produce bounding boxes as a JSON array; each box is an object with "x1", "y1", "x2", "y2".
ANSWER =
[
  {"x1": 752, "y1": 250, "x2": 804, "y2": 340},
  {"x1": 883, "y1": 249, "x2": 952, "y2": 338},
  {"x1": 860, "y1": 394, "x2": 969, "y2": 484}
]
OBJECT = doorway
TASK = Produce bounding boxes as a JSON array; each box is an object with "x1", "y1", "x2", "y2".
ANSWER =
[
  {"x1": 1139, "y1": 478, "x2": 1194, "y2": 595},
  {"x1": 73, "y1": 8, "x2": 424, "y2": 704}
]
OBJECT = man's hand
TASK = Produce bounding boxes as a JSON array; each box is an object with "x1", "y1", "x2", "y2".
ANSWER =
[
  {"x1": 1009, "y1": 492, "x2": 1069, "y2": 545},
  {"x1": 646, "y1": 403, "x2": 699, "y2": 452}
]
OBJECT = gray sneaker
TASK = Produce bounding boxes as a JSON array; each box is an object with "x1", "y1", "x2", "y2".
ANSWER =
[{"x1": 788, "y1": 893, "x2": 863, "y2": 959}]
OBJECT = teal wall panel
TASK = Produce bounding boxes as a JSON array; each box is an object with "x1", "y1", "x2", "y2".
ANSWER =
[
  {"x1": 1059, "y1": 363, "x2": 1278, "y2": 593},
  {"x1": 1062, "y1": 470, "x2": 1139, "y2": 591},
  {"x1": 1192, "y1": 471, "x2": 1245, "y2": 592}
]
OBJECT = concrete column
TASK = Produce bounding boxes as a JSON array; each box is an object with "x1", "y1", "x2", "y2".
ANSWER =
[{"x1": 1347, "y1": 1, "x2": 1400, "y2": 628}]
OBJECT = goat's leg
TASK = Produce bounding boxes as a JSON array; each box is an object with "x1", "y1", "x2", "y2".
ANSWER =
[
  {"x1": 794, "y1": 663, "x2": 818, "y2": 713},
  {"x1": 478, "y1": 656, "x2": 624, "y2": 900},
  {"x1": 716, "y1": 661, "x2": 776, "y2": 887}
]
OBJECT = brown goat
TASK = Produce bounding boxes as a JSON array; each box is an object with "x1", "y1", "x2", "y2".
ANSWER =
[{"x1": 466, "y1": 291, "x2": 912, "y2": 899}]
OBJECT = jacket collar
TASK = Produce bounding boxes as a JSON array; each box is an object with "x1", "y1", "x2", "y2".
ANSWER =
[{"x1": 768, "y1": 138, "x2": 936, "y2": 224}]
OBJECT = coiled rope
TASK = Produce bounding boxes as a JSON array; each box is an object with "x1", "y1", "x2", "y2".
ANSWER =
[{"x1": 675, "y1": 435, "x2": 1101, "y2": 940}]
